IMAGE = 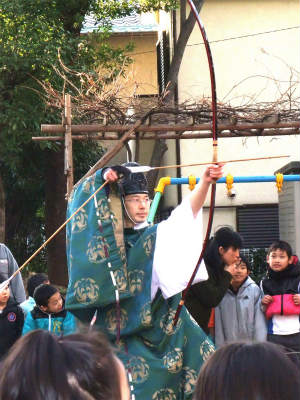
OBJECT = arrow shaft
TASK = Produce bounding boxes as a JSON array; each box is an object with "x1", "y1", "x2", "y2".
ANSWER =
[{"x1": 153, "y1": 155, "x2": 288, "y2": 171}]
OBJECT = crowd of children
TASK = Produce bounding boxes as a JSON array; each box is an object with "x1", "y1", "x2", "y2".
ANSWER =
[
  {"x1": 0, "y1": 237, "x2": 299, "y2": 398},
  {"x1": 0, "y1": 272, "x2": 77, "y2": 361},
  {"x1": 206, "y1": 239, "x2": 300, "y2": 368}
]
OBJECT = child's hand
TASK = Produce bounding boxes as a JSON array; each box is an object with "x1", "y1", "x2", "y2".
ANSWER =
[
  {"x1": 292, "y1": 294, "x2": 300, "y2": 305},
  {"x1": 262, "y1": 295, "x2": 273, "y2": 305}
]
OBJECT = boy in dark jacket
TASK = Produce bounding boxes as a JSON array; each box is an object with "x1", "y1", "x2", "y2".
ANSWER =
[
  {"x1": 22, "y1": 284, "x2": 76, "y2": 337},
  {"x1": 0, "y1": 276, "x2": 24, "y2": 359},
  {"x1": 261, "y1": 240, "x2": 300, "y2": 367}
]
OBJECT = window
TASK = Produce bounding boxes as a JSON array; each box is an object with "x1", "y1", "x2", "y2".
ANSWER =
[{"x1": 237, "y1": 205, "x2": 279, "y2": 248}]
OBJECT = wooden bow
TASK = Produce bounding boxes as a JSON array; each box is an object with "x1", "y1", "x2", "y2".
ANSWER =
[{"x1": 173, "y1": 0, "x2": 218, "y2": 326}]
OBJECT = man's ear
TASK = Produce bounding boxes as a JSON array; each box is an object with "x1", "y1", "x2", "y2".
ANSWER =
[
  {"x1": 266, "y1": 254, "x2": 270, "y2": 264},
  {"x1": 288, "y1": 256, "x2": 294, "y2": 265},
  {"x1": 40, "y1": 305, "x2": 47, "y2": 312}
]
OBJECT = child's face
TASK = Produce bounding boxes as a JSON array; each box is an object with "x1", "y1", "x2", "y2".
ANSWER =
[
  {"x1": 0, "y1": 285, "x2": 10, "y2": 304},
  {"x1": 267, "y1": 249, "x2": 293, "y2": 272},
  {"x1": 41, "y1": 291, "x2": 63, "y2": 314},
  {"x1": 231, "y1": 261, "x2": 249, "y2": 286}
]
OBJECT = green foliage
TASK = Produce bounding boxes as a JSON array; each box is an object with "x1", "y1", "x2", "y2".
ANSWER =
[
  {"x1": 241, "y1": 248, "x2": 268, "y2": 284},
  {"x1": 0, "y1": 0, "x2": 177, "y2": 273}
]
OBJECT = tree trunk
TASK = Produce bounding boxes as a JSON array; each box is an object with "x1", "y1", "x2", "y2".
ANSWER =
[
  {"x1": 45, "y1": 146, "x2": 68, "y2": 286},
  {"x1": 0, "y1": 174, "x2": 5, "y2": 243},
  {"x1": 148, "y1": 0, "x2": 205, "y2": 194},
  {"x1": 165, "y1": 0, "x2": 205, "y2": 103}
]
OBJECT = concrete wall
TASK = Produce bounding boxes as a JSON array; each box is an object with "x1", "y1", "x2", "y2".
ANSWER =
[
  {"x1": 163, "y1": 0, "x2": 299, "y2": 211},
  {"x1": 278, "y1": 182, "x2": 300, "y2": 256},
  {"x1": 109, "y1": 32, "x2": 159, "y2": 96}
]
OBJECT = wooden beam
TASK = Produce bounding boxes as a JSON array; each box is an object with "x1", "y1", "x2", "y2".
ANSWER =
[
  {"x1": 33, "y1": 127, "x2": 300, "y2": 142},
  {"x1": 41, "y1": 120, "x2": 300, "y2": 134}
]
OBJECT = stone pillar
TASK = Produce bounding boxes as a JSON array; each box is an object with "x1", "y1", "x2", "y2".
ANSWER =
[{"x1": 276, "y1": 162, "x2": 300, "y2": 256}]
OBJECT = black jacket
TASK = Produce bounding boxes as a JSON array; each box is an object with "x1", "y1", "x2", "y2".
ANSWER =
[
  {"x1": 0, "y1": 300, "x2": 24, "y2": 359},
  {"x1": 185, "y1": 262, "x2": 232, "y2": 333},
  {"x1": 261, "y1": 262, "x2": 300, "y2": 295}
]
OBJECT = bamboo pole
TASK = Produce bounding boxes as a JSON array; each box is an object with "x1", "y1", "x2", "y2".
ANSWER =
[
  {"x1": 33, "y1": 127, "x2": 300, "y2": 142},
  {"x1": 64, "y1": 94, "x2": 74, "y2": 197},
  {"x1": 40, "y1": 120, "x2": 300, "y2": 134}
]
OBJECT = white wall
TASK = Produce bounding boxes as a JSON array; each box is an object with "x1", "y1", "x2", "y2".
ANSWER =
[{"x1": 163, "y1": 0, "x2": 299, "y2": 209}]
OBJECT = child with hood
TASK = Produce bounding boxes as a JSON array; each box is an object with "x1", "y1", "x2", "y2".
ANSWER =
[{"x1": 215, "y1": 255, "x2": 267, "y2": 347}]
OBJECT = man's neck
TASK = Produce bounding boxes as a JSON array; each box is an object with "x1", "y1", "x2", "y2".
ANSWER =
[
  {"x1": 134, "y1": 221, "x2": 149, "y2": 230},
  {"x1": 0, "y1": 301, "x2": 8, "y2": 311},
  {"x1": 124, "y1": 219, "x2": 134, "y2": 228},
  {"x1": 124, "y1": 218, "x2": 148, "y2": 230}
]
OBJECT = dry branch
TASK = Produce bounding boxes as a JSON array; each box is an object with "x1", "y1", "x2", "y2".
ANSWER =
[{"x1": 35, "y1": 56, "x2": 300, "y2": 146}]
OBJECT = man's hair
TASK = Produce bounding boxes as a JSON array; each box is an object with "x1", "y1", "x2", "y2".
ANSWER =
[
  {"x1": 33, "y1": 284, "x2": 58, "y2": 307},
  {"x1": 27, "y1": 273, "x2": 49, "y2": 298},
  {"x1": 0, "y1": 330, "x2": 122, "y2": 400},
  {"x1": 268, "y1": 240, "x2": 293, "y2": 258}
]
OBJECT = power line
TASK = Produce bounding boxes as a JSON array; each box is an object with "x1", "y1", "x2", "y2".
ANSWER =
[
  {"x1": 188, "y1": 25, "x2": 300, "y2": 46},
  {"x1": 125, "y1": 26, "x2": 300, "y2": 57}
]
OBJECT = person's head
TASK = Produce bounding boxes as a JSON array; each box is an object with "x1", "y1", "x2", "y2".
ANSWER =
[
  {"x1": 120, "y1": 162, "x2": 150, "y2": 227},
  {"x1": 231, "y1": 255, "x2": 250, "y2": 288},
  {"x1": 193, "y1": 341, "x2": 300, "y2": 400},
  {"x1": 0, "y1": 330, "x2": 130, "y2": 400},
  {"x1": 267, "y1": 240, "x2": 293, "y2": 272},
  {"x1": 33, "y1": 284, "x2": 63, "y2": 314},
  {"x1": 205, "y1": 227, "x2": 243, "y2": 276},
  {"x1": 0, "y1": 277, "x2": 10, "y2": 305},
  {"x1": 27, "y1": 273, "x2": 49, "y2": 298}
]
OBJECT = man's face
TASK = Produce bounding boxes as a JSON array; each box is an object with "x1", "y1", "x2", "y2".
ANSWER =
[
  {"x1": 41, "y1": 291, "x2": 63, "y2": 314},
  {"x1": 124, "y1": 194, "x2": 151, "y2": 225}
]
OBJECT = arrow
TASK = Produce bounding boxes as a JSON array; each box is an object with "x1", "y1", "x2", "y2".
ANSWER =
[{"x1": 126, "y1": 155, "x2": 289, "y2": 174}]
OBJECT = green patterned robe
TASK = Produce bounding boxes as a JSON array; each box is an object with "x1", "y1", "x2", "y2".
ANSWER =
[{"x1": 66, "y1": 170, "x2": 214, "y2": 400}]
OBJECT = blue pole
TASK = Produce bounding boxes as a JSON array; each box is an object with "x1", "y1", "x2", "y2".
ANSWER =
[
  {"x1": 170, "y1": 175, "x2": 300, "y2": 184},
  {"x1": 147, "y1": 175, "x2": 300, "y2": 224},
  {"x1": 148, "y1": 192, "x2": 162, "y2": 224}
]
